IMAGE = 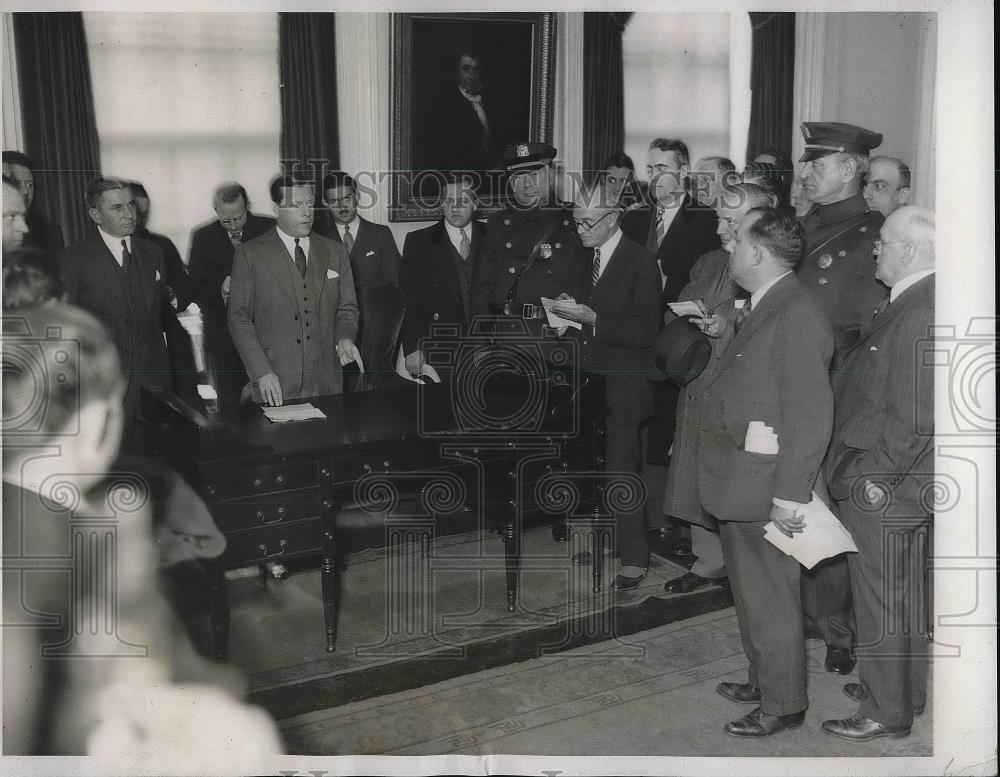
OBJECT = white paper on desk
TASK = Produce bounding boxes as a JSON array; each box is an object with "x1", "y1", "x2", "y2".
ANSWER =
[
  {"x1": 764, "y1": 492, "x2": 859, "y2": 569},
  {"x1": 262, "y1": 403, "x2": 327, "y2": 422},
  {"x1": 541, "y1": 297, "x2": 583, "y2": 330},
  {"x1": 668, "y1": 299, "x2": 708, "y2": 318}
]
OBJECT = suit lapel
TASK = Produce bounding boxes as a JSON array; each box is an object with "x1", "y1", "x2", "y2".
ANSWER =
[
  {"x1": 306, "y1": 236, "x2": 331, "y2": 295},
  {"x1": 89, "y1": 234, "x2": 128, "y2": 306},
  {"x1": 709, "y1": 274, "x2": 796, "y2": 378},
  {"x1": 851, "y1": 275, "x2": 934, "y2": 353},
  {"x1": 590, "y1": 238, "x2": 629, "y2": 296},
  {"x1": 263, "y1": 230, "x2": 298, "y2": 303},
  {"x1": 433, "y1": 221, "x2": 464, "y2": 307},
  {"x1": 132, "y1": 239, "x2": 157, "y2": 311}
]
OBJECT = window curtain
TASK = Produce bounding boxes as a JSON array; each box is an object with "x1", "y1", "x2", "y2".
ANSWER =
[
  {"x1": 13, "y1": 12, "x2": 101, "y2": 246},
  {"x1": 746, "y1": 12, "x2": 795, "y2": 163},
  {"x1": 582, "y1": 12, "x2": 632, "y2": 183},
  {"x1": 278, "y1": 13, "x2": 339, "y2": 184}
]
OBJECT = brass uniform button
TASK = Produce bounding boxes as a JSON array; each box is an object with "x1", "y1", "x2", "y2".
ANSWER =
[{"x1": 818, "y1": 277, "x2": 829, "y2": 285}]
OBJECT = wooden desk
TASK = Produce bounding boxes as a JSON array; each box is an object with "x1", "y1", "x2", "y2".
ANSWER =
[{"x1": 142, "y1": 371, "x2": 606, "y2": 658}]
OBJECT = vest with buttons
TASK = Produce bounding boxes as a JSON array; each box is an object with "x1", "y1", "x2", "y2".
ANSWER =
[{"x1": 286, "y1": 252, "x2": 326, "y2": 396}]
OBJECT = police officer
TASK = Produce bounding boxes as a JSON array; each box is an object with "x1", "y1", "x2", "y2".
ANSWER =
[
  {"x1": 471, "y1": 142, "x2": 585, "y2": 335},
  {"x1": 797, "y1": 121, "x2": 887, "y2": 363},
  {"x1": 796, "y1": 121, "x2": 886, "y2": 679}
]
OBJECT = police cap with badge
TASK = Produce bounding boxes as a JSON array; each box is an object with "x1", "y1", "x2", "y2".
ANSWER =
[
  {"x1": 799, "y1": 121, "x2": 883, "y2": 162},
  {"x1": 502, "y1": 142, "x2": 557, "y2": 172}
]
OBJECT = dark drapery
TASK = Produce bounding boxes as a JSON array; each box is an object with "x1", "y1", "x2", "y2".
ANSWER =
[
  {"x1": 582, "y1": 12, "x2": 632, "y2": 183},
  {"x1": 278, "y1": 13, "x2": 340, "y2": 184},
  {"x1": 13, "y1": 12, "x2": 101, "y2": 247},
  {"x1": 746, "y1": 12, "x2": 796, "y2": 164}
]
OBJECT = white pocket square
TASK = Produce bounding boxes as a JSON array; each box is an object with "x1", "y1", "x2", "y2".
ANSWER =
[
  {"x1": 326, "y1": 269, "x2": 340, "y2": 279},
  {"x1": 365, "y1": 250, "x2": 376, "y2": 257},
  {"x1": 155, "y1": 270, "x2": 161, "y2": 281}
]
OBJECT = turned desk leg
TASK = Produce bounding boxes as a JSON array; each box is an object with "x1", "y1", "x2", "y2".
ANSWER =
[
  {"x1": 503, "y1": 520, "x2": 519, "y2": 612},
  {"x1": 210, "y1": 567, "x2": 230, "y2": 660},
  {"x1": 321, "y1": 528, "x2": 337, "y2": 653}
]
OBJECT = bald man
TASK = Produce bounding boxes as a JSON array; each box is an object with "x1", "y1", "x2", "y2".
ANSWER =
[
  {"x1": 862, "y1": 156, "x2": 912, "y2": 218},
  {"x1": 821, "y1": 206, "x2": 935, "y2": 741}
]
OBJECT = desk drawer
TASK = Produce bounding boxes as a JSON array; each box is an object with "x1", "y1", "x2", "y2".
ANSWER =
[
  {"x1": 207, "y1": 460, "x2": 321, "y2": 500},
  {"x1": 212, "y1": 488, "x2": 321, "y2": 533},
  {"x1": 332, "y1": 442, "x2": 446, "y2": 487},
  {"x1": 223, "y1": 520, "x2": 325, "y2": 567}
]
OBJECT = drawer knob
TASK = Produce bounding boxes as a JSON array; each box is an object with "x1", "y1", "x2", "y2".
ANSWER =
[
  {"x1": 363, "y1": 463, "x2": 372, "y2": 473},
  {"x1": 253, "y1": 478, "x2": 263, "y2": 488},
  {"x1": 205, "y1": 485, "x2": 216, "y2": 496},
  {"x1": 320, "y1": 467, "x2": 331, "y2": 478},
  {"x1": 276, "y1": 475, "x2": 286, "y2": 485}
]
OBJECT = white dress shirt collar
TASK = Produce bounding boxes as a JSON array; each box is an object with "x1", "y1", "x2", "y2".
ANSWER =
[
  {"x1": 337, "y1": 216, "x2": 361, "y2": 240},
  {"x1": 890, "y1": 269, "x2": 934, "y2": 303},
  {"x1": 750, "y1": 270, "x2": 793, "y2": 310},
  {"x1": 593, "y1": 226, "x2": 623, "y2": 279},
  {"x1": 444, "y1": 219, "x2": 472, "y2": 255},
  {"x1": 276, "y1": 225, "x2": 310, "y2": 264},
  {"x1": 98, "y1": 227, "x2": 131, "y2": 267}
]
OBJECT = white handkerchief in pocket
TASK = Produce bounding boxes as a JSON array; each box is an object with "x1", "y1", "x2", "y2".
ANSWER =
[
  {"x1": 326, "y1": 269, "x2": 340, "y2": 279},
  {"x1": 745, "y1": 420, "x2": 779, "y2": 454},
  {"x1": 365, "y1": 250, "x2": 375, "y2": 257},
  {"x1": 155, "y1": 270, "x2": 161, "y2": 281}
]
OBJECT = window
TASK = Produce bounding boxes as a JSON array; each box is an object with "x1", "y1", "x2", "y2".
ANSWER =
[{"x1": 84, "y1": 12, "x2": 280, "y2": 258}]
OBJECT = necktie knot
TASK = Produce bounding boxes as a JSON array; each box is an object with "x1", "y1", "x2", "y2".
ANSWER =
[
  {"x1": 120, "y1": 239, "x2": 131, "y2": 272},
  {"x1": 734, "y1": 299, "x2": 752, "y2": 332}
]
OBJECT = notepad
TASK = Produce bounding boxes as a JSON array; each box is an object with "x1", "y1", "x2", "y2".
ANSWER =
[
  {"x1": 667, "y1": 299, "x2": 708, "y2": 318},
  {"x1": 541, "y1": 297, "x2": 583, "y2": 330},
  {"x1": 262, "y1": 403, "x2": 327, "y2": 422},
  {"x1": 764, "y1": 492, "x2": 859, "y2": 569}
]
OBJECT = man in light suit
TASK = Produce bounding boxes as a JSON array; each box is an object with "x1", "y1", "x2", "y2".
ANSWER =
[
  {"x1": 60, "y1": 177, "x2": 171, "y2": 451},
  {"x1": 821, "y1": 206, "x2": 935, "y2": 741},
  {"x1": 399, "y1": 174, "x2": 486, "y2": 380},
  {"x1": 551, "y1": 184, "x2": 662, "y2": 590},
  {"x1": 698, "y1": 207, "x2": 834, "y2": 737},
  {"x1": 188, "y1": 183, "x2": 276, "y2": 410},
  {"x1": 227, "y1": 175, "x2": 361, "y2": 407}
]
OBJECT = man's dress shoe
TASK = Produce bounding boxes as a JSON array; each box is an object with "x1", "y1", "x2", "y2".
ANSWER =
[
  {"x1": 724, "y1": 707, "x2": 805, "y2": 737},
  {"x1": 611, "y1": 572, "x2": 646, "y2": 591},
  {"x1": 843, "y1": 683, "x2": 924, "y2": 716},
  {"x1": 821, "y1": 714, "x2": 911, "y2": 741},
  {"x1": 665, "y1": 572, "x2": 721, "y2": 594},
  {"x1": 824, "y1": 645, "x2": 856, "y2": 674},
  {"x1": 716, "y1": 682, "x2": 761, "y2": 703}
]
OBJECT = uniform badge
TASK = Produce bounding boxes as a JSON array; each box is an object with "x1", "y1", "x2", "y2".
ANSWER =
[
  {"x1": 516, "y1": 143, "x2": 529, "y2": 157},
  {"x1": 508, "y1": 266, "x2": 516, "y2": 274},
  {"x1": 838, "y1": 250, "x2": 847, "y2": 257},
  {"x1": 540, "y1": 244, "x2": 552, "y2": 259},
  {"x1": 818, "y1": 253, "x2": 833, "y2": 269},
  {"x1": 859, "y1": 226, "x2": 867, "y2": 233},
  {"x1": 555, "y1": 243, "x2": 561, "y2": 249}
]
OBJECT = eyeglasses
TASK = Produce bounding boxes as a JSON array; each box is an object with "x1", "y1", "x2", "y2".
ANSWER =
[
  {"x1": 873, "y1": 239, "x2": 909, "y2": 253},
  {"x1": 572, "y1": 212, "x2": 616, "y2": 232}
]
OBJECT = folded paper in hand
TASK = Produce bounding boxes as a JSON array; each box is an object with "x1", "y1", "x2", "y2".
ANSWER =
[
  {"x1": 262, "y1": 403, "x2": 327, "y2": 422},
  {"x1": 764, "y1": 492, "x2": 859, "y2": 569},
  {"x1": 667, "y1": 299, "x2": 708, "y2": 318},
  {"x1": 541, "y1": 297, "x2": 583, "y2": 330}
]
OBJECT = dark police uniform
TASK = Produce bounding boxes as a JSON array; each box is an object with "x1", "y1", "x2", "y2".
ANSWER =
[
  {"x1": 470, "y1": 143, "x2": 585, "y2": 334},
  {"x1": 796, "y1": 121, "x2": 887, "y2": 672},
  {"x1": 797, "y1": 122, "x2": 888, "y2": 365}
]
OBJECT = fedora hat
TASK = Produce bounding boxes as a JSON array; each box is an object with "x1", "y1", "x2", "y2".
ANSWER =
[{"x1": 651, "y1": 316, "x2": 712, "y2": 386}]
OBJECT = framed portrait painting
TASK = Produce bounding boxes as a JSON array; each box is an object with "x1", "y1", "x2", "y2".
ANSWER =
[{"x1": 389, "y1": 12, "x2": 557, "y2": 222}]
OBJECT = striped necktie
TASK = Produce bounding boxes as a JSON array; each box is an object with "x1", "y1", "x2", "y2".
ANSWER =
[
  {"x1": 459, "y1": 227, "x2": 470, "y2": 260},
  {"x1": 120, "y1": 239, "x2": 131, "y2": 273},
  {"x1": 655, "y1": 210, "x2": 667, "y2": 245},
  {"x1": 591, "y1": 247, "x2": 601, "y2": 287},
  {"x1": 343, "y1": 225, "x2": 354, "y2": 256}
]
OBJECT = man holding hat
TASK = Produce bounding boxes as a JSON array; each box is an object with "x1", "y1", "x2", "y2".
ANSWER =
[
  {"x1": 796, "y1": 120, "x2": 886, "y2": 677},
  {"x1": 470, "y1": 142, "x2": 584, "y2": 336}
]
